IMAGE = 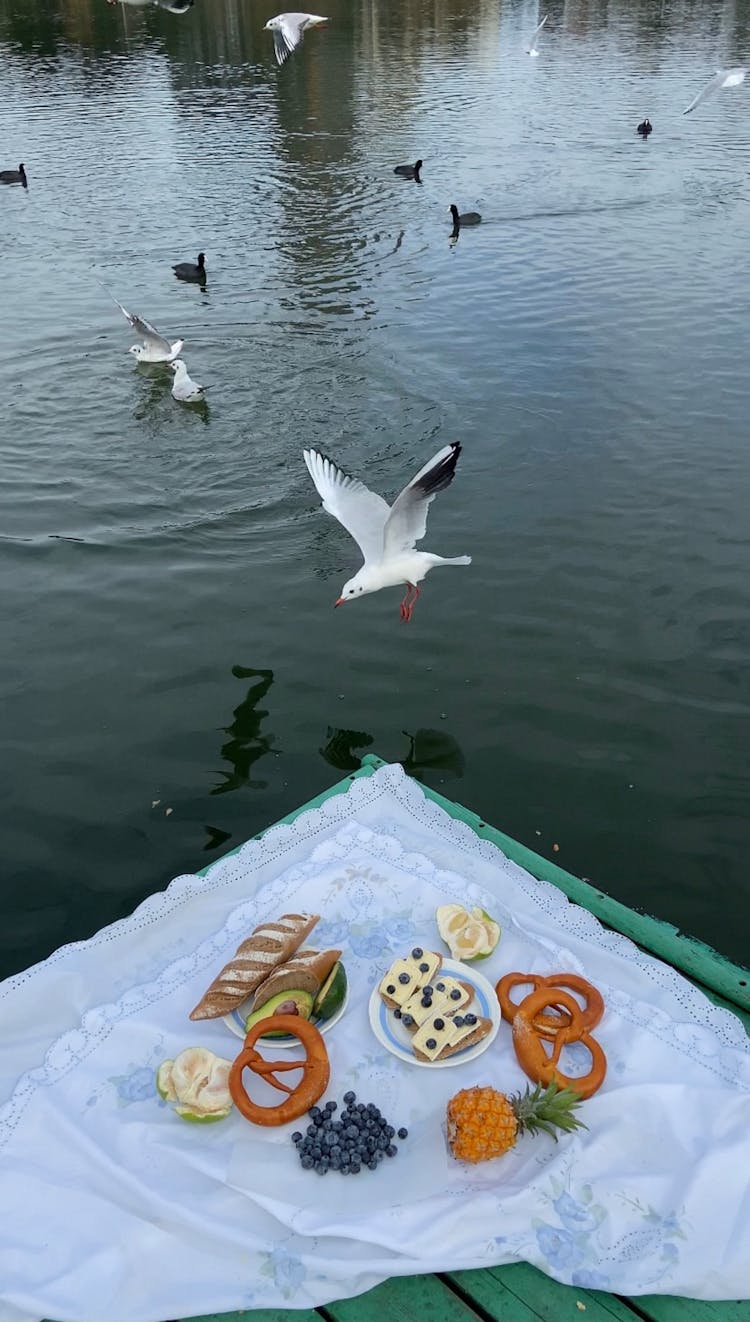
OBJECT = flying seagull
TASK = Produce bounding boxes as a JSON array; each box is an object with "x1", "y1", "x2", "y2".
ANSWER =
[
  {"x1": 303, "y1": 444, "x2": 471, "y2": 622},
  {"x1": 170, "y1": 359, "x2": 206, "y2": 402},
  {"x1": 683, "y1": 67, "x2": 748, "y2": 113},
  {"x1": 106, "y1": 293, "x2": 184, "y2": 362},
  {"x1": 265, "y1": 13, "x2": 329, "y2": 67},
  {"x1": 527, "y1": 14, "x2": 548, "y2": 56}
]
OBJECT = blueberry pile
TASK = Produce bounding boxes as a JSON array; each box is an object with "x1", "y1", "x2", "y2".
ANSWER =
[{"x1": 291, "y1": 1091, "x2": 408, "y2": 1175}]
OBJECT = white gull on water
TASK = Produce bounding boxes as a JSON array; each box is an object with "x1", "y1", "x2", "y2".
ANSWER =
[
  {"x1": 170, "y1": 359, "x2": 206, "y2": 402},
  {"x1": 106, "y1": 292, "x2": 184, "y2": 363},
  {"x1": 303, "y1": 443, "x2": 471, "y2": 622}
]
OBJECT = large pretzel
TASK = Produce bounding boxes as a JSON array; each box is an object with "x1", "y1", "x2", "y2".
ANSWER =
[
  {"x1": 511, "y1": 987, "x2": 607, "y2": 1100},
  {"x1": 496, "y1": 971, "x2": 604, "y2": 1036},
  {"x1": 229, "y1": 1014, "x2": 330, "y2": 1126}
]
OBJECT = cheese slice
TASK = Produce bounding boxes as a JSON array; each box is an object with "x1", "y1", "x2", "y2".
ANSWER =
[
  {"x1": 399, "y1": 976, "x2": 472, "y2": 1030},
  {"x1": 411, "y1": 1012, "x2": 487, "y2": 1062},
  {"x1": 378, "y1": 951, "x2": 441, "y2": 1007}
]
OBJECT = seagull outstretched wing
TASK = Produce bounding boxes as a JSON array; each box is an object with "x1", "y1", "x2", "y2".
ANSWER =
[
  {"x1": 383, "y1": 444, "x2": 463, "y2": 557},
  {"x1": 303, "y1": 450, "x2": 390, "y2": 565}
]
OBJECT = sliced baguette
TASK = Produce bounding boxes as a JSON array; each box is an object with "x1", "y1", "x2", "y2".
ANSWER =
[
  {"x1": 412, "y1": 1016, "x2": 493, "y2": 1063},
  {"x1": 189, "y1": 913, "x2": 319, "y2": 1020},
  {"x1": 250, "y1": 947, "x2": 341, "y2": 1010}
]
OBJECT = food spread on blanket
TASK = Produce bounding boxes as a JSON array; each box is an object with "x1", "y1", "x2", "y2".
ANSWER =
[
  {"x1": 160, "y1": 907, "x2": 608, "y2": 1168},
  {"x1": 436, "y1": 902, "x2": 501, "y2": 960},
  {"x1": 156, "y1": 1047, "x2": 234, "y2": 1122}
]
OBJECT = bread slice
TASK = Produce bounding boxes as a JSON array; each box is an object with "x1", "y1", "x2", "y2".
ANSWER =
[
  {"x1": 250, "y1": 947, "x2": 341, "y2": 1010},
  {"x1": 189, "y1": 913, "x2": 319, "y2": 1020},
  {"x1": 411, "y1": 1015, "x2": 493, "y2": 1063}
]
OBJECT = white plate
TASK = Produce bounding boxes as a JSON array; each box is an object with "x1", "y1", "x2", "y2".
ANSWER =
[
  {"x1": 223, "y1": 980, "x2": 349, "y2": 1046},
  {"x1": 368, "y1": 956, "x2": 501, "y2": 1068}
]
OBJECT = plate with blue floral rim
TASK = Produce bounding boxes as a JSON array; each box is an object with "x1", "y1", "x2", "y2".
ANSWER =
[
  {"x1": 223, "y1": 982, "x2": 349, "y2": 1046},
  {"x1": 368, "y1": 956, "x2": 501, "y2": 1068}
]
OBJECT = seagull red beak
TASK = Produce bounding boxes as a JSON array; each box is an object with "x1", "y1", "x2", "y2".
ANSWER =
[{"x1": 334, "y1": 596, "x2": 345, "y2": 608}]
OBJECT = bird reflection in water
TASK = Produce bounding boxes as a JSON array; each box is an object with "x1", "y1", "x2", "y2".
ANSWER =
[
  {"x1": 320, "y1": 726, "x2": 464, "y2": 781},
  {"x1": 211, "y1": 665, "x2": 276, "y2": 795}
]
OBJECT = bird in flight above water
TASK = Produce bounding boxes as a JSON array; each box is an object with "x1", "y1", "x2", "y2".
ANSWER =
[
  {"x1": 104, "y1": 291, "x2": 184, "y2": 362},
  {"x1": 303, "y1": 444, "x2": 471, "y2": 622},
  {"x1": 265, "y1": 13, "x2": 329, "y2": 67},
  {"x1": 683, "y1": 67, "x2": 748, "y2": 113},
  {"x1": 526, "y1": 14, "x2": 548, "y2": 56}
]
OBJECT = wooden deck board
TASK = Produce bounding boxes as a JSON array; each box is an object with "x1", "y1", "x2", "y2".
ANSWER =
[
  {"x1": 477, "y1": 1263, "x2": 640, "y2": 1321},
  {"x1": 321, "y1": 1272, "x2": 488, "y2": 1321},
  {"x1": 629, "y1": 1296, "x2": 750, "y2": 1321},
  {"x1": 440, "y1": 1268, "x2": 545, "y2": 1320}
]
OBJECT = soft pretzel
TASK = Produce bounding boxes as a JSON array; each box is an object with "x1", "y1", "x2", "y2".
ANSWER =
[
  {"x1": 511, "y1": 987, "x2": 607, "y2": 1100},
  {"x1": 229, "y1": 1014, "x2": 330, "y2": 1126},
  {"x1": 495, "y1": 971, "x2": 604, "y2": 1035}
]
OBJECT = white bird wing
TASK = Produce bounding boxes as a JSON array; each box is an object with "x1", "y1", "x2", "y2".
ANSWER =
[
  {"x1": 273, "y1": 15, "x2": 303, "y2": 64},
  {"x1": 383, "y1": 443, "x2": 462, "y2": 558},
  {"x1": 110, "y1": 293, "x2": 173, "y2": 354},
  {"x1": 528, "y1": 14, "x2": 548, "y2": 51},
  {"x1": 303, "y1": 449, "x2": 390, "y2": 565},
  {"x1": 682, "y1": 68, "x2": 744, "y2": 113}
]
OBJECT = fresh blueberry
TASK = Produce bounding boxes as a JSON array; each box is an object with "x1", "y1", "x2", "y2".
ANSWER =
[
  {"x1": 398, "y1": 1127, "x2": 408, "y2": 1140},
  {"x1": 453, "y1": 1015, "x2": 464, "y2": 1027},
  {"x1": 402, "y1": 1013, "x2": 414, "y2": 1027},
  {"x1": 345, "y1": 1124, "x2": 358, "y2": 1138},
  {"x1": 435, "y1": 982, "x2": 446, "y2": 992},
  {"x1": 425, "y1": 1037, "x2": 437, "y2": 1049},
  {"x1": 398, "y1": 973, "x2": 410, "y2": 984},
  {"x1": 306, "y1": 1124, "x2": 317, "y2": 1137},
  {"x1": 384, "y1": 1125, "x2": 395, "y2": 1138},
  {"x1": 418, "y1": 962, "x2": 429, "y2": 973},
  {"x1": 291, "y1": 1131, "x2": 302, "y2": 1144},
  {"x1": 420, "y1": 995, "x2": 431, "y2": 1008},
  {"x1": 450, "y1": 989, "x2": 462, "y2": 1001},
  {"x1": 386, "y1": 984, "x2": 395, "y2": 994},
  {"x1": 367, "y1": 1159, "x2": 378, "y2": 1171},
  {"x1": 325, "y1": 1100, "x2": 337, "y2": 1113},
  {"x1": 394, "y1": 1008, "x2": 402, "y2": 1019},
  {"x1": 343, "y1": 1091, "x2": 356, "y2": 1104},
  {"x1": 386, "y1": 1144, "x2": 398, "y2": 1157},
  {"x1": 411, "y1": 947, "x2": 423, "y2": 959},
  {"x1": 434, "y1": 1018, "x2": 445, "y2": 1030},
  {"x1": 309, "y1": 1106, "x2": 322, "y2": 1120},
  {"x1": 300, "y1": 1156, "x2": 314, "y2": 1169},
  {"x1": 464, "y1": 1012, "x2": 477, "y2": 1025},
  {"x1": 356, "y1": 1102, "x2": 367, "y2": 1113},
  {"x1": 350, "y1": 1161, "x2": 361, "y2": 1174}
]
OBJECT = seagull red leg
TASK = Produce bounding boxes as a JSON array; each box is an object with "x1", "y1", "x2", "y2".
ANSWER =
[{"x1": 399, "y1": 583, "x2": 421, "y2": 623}]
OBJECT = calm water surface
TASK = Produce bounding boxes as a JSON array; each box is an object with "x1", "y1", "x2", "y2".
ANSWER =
[{"x1": 1, "y1": 0, "x2": 749, "y2": 977}]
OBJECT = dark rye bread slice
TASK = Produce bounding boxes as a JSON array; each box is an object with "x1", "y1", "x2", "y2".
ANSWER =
[
  {"x1": 412, "y1": 1016, "x2": 493, "y2": 1063},
  {"x1": 401, "y1": 980, "x2": 474, "y2": 1032}
]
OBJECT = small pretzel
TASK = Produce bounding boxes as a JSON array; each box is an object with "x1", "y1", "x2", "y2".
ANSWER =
[
  {"x1": 511, "y1": 987, "x2": 607, "y2": 1100},
  {"x1": 496, "y1": 971, "x2": 604, "y2": 1036},
  {"x1": 229, "y1": 1014, "x2": 330, "y2": 1126}
]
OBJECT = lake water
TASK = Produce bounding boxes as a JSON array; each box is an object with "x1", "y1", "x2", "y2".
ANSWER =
[{"x1": 1, "y1": 0, "x2": 749, "y2": 978}]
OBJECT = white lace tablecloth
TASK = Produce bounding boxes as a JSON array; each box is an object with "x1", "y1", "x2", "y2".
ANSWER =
[{"x1": 1, "y1": 764, "x2": 748, "y2": 1322}]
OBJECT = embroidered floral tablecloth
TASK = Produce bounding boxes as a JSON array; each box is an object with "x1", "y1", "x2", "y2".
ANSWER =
[{"x1": 1, "y1": 764, "x2": 748, "y2": 1322}]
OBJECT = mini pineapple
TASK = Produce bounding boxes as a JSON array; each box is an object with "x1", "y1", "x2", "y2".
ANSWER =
[{"x1": 446, "y1": 1081, "x2": 586, "y2": 1163}]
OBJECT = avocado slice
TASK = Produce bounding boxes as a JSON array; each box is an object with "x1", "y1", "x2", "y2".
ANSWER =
[
  {"x1": 312, "y1": 961, "x2": 347, "y2": 1020},
  {"x1": 245, "y1": 989, "x2": 315, "y2": 1037}
]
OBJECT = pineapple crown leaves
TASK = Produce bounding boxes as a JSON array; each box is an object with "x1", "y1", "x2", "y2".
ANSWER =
[{"x1": 510, "y1": 1080, "x2": 588, "y2": 1142}]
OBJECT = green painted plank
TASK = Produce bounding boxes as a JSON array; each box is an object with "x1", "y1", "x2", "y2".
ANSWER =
[
  {"x1": 324, "y1": 1273, "x2": 485, "y2": 1322},
  {"x1": 182, "y1": 1311, "x2": 322, "y2": 1322},
  {"x1": 441, "y1": 1268, "x2": 549, "y2": 1319},
  {"x1": 483, "y1": 1263, "x2": 638, "y2": 1322},
  {"x1": 629, "y1": 1296, "x2": 750, "y2": 1322},
  {"x1": 358, "y1": 756, "x2": 750, "y2": 1017}
]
